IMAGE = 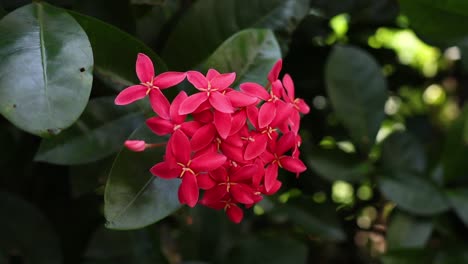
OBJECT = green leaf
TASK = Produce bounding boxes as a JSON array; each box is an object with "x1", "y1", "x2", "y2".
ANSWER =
[
  {"x1": 446, "y1": 188, "x2": 468, "y2": 227},
  {"x1": 399, "y1": 0, "x2": 468, "y2": 46},
  {"x1": 0, "y1": 192, "x2": 62, "y2": 264},
  {"x1": 434, "y1": 248, "x2": 468, "y2": 264},
  {"x1": 84, "y1": 225, "x2": 168, "y2": 264},
  {"x1": 381, "y1": 131, "x2": 426, "y2": 175},
  {"x1": 382, "y1": 249, "x2": 434, "y2": 264},
  {"x1": 378, "y1": 172, "x2": 449, "y2": 215},
  {"x1": 387, "y1": 211, "x2": 433, "y2": 250},
  {"x1": 442, "y1": 105, "x2": 468, "y2": 183},
  {"x1": 69, "y1": 156, "x2": 115, "y2": 198},
  {"x1": 201, "y1": 29, "x2": 281, "y2": 87},
  {"x1": 307, "y1": 147, "x2": 369, "y2": 183},
  {"x1": 104, "y1": 125, "x2": 181, "y2": 230},
  {"x1": 325, "y1": 45, "x2": 387, "y2": 152},
  {"x1": 34, "y1": 97, "x2": 144, "y2": 165},
  {"x1": 0, "y1": 3, "x2": 93, "y2": 137},
  {"x1": 227, "y1": 236, "x2": 307, "y2": 264},
  {"x1": 68, "y1": 10, "x2": 166, "y2": 90},
  {"x1": 162, "y1": 0, "x2": 309, "y2": 70}
]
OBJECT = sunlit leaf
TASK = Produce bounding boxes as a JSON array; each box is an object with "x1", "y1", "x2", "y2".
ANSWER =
[
  {"x1": 0, "y1": 192, "x2": 62, "y2": 264},
  {"x1": 104, "y1": 125, "x2": 181, "y2": 230},
  {"x1": 325, "y1": 45, "x2": 387, "y2": 152},
  {"x1": 201, "y1": 29, "x2": 281, "y2": 87},
  {"x1": 35, "y1": 97, "x2": 144, "y2": 165},
  {"x1": 162, "y1": 0, "x2": 309, "y2": 70},
  {"x1": 0, "y1": 2, "x2": 93, "y2": 136}
]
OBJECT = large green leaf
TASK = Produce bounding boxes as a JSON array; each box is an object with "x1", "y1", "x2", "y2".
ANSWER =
[
  {"x1": 381, "y1": 131, "x2": 426, "y2": 175},
  {"x1": 0, "y1": 192, "x2": 62, "y2": 264},
  {"x1": 162, "y1": 0, "x2": 309, "y2": 70},
  {"x1": 442, "y1": 105, "x2": 468, "y2": 183},
  {"x1": 0, "y1": 3, "x2": 93, "y2": 137},
  {"x1": 399, "y1": 0, "x2": 468, "y2": 46},
  {"x1": 387, "y1": 211, "x2": 433, "y2": 250},
  {"x1": 325, "y1": 45, "x2": 387, "y2": 152},
  {"x1": 104, "y1": 125, "x2": 181, "y2": 230},
  {"x1": 68, "y1": 10, "x2": 166, "y2": 90},
  {"x1": 379, "y1": 172, "x2": 449, "y2": 215},
  {"x1": 382, "y1": 249, "x2": 434, "y2": 264},
  {"x1": 226, "y1": 236, "x2": 307, "y2": 264},
  {"x1": 34, "y1": 97, "x2": 144, "y2": 165},
  {"x1": 446, "y1": 189, "x2": 468, "y2": 227},
  {"x1": 201, "y1": 29, "x2": 281, "y2": 87},
  {"x1": 307, "y1": 147, "x2": 369, "y2": 183}
]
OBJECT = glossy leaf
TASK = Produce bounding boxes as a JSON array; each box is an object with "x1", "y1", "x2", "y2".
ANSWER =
[
  {"x1": 35, "y1": 97, "x2": 144, "y2": 165},
  {"x1": 227, "y1": 236, "x2": 307, "y2": 264},
  {"x1": 381, "y1": 131, "x2": 426, "y2": 175},
  {"x1": 307, "y1": 147, "x2": 369, "y2": 183},
  {"x1": 379, "y1": 173, "x2": 449, "y2": 215},
  {"x1": 399, "y1": 0, "x2": 468, "y2": 46},
  {"x1": 387, "y1": 211, "x2": 433, "y2": 250},
  {"x1": 162, "y1": 0, "x2": 309, "y2": 69},
  {"x1": 105, "y1": 125, "x2": 181, "y2": 230},
  {"x1": 0, "y1": 192, "x2": 62, "y2": 264},
  {"x1": 325, "y1": 45, "x2": 387, "y2": 152},
  {"x1": 68, "y1": 10, "x2": 166, "y2": 90},
  {"x1": 446, "y1": 189, "x2": 468, "y2": 227},
  {"x1": 0, "y1": 3, "x2": 93, "y2": 136},
  {"x1": 201, "y1": 29, "x2": 281, "y2": 87}
]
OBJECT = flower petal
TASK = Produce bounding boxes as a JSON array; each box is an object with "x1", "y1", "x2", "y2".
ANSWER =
[
  {"x1": 209, "y1": 92, "x2": 234, "y2": 113},
  {"x1": 282, "y1": 73, "x2": 295, "y2": 100},
  {"x1": 153, "y1": 71, "x2": 186, "y2": 89},
  {"x1": 146, "y1": 117, "x2": 174, "y2": 136},
  {"x1": 297, "y1": 98, "x2": 310, "y2": 114},
  {"x1": 191, "y1": 152, "x2": 226, "y2": 172},
  {"x1": 214, "y1": 111, "x2": 232, "y2": 139},
  {"x1": 280, "y1": 156, "x2": 307, "y2": 173},
  {"x1": 207, "y1": 68, "x2": 221, "y2": 81},
  {"x1": 258, "y1": 102, "x2": 276, "y2": 128},
  {"x1": 210, "y1": 72, "x2": 236, "y2": 89},
  {"x1": 264, "y1": 163, "x2": 278, "y2": 193},
  {"x1": 230, "y1": 185, "x2": 254, "y2": 204},
  {"x1": 178, "y1": 172, "x2": 199, "y2": 207},
  {"x1": 220, "y1": 142, "x2": 245, "y2": 163},
  {"x1": 267, "y1": 59, "x2": 282, "y2": 84},
  {"x1": 270, "y1": 100, "x2": 293, "y2": 128},
  {"x1": 240, "y1": 82, "x2": 269, "y2": 101},
  {"x1": 244, "y1": 134, "x2": 267, "y2": 161},
  {"x1": 187, "y1": 70, "x2": 208, "y2": 89},
  {"x1": 202, "y1": 185, "x2": 227, "y2": 203},
  {"x1": 180, "y1": 121, "x2": 202, "y2": 137},
  {"x1": 114, "y1": 85, "x2": 148, "y2": 105},
  {"x1": 191, "y1": 123, "x2": 216, "y2": 152},
  {"x1": 136, "y1": 53, "x2": 154, "y2": 83},
  {"x1": 150, "y1": 161, "x2": 179, "y2": 179},
  {"x1": 229, "y1": 110, "x2": 247, "y2": 136},
  {"x1": 226, "y1": 90, "x2": 258, "y2": 107},
  {"x1": 209, "y1": 167, "x2": 228, "y2": 182},
  {"x1": 276, "y1": 132, "x2": 296, "y2": 156},
  {"x1": 231, "y1": 164, "x2": 258, "y2": 182},
  {"x1": 170, "y1": 91, "x2": 188, "y2": 123},
  {"x1": 171, "y1": 130, "x2": 191, "y2": 164},
  {"x1": 149, "y1": 89, "x2": 171, "y2": 119},
  {"x1": 197, "y1": 173, "x2": 216, "y2": 190},
  {"x1": 226, "y1": 204, "x2": 243, "y2": 223},
  {"x1": 246, "y1": 105, "x2": 259, "y2": 129},
  {"x1": 179, "y1": 92, "x2": 208, "y2": 115}
]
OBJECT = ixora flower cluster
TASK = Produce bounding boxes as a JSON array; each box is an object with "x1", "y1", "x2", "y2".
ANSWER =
[{"x1": 115, "y1": 53, "x2": 309, "y2": 223}]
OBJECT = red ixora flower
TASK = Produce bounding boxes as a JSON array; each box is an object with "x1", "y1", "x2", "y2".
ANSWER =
[
  {"x1": 114, "y1": 53, "x2": 186, "y2": 119},
  {"x1": 115, "y1": 54, "x2": 309, "y2": 223}
]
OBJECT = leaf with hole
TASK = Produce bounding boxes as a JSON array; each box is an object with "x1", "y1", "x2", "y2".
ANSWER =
[
  {"x1": 0, "y1": 2, "x2": 93, "y2": 136},
  {"x1": 35, "y1": 97, "x2": 144, "y2": 165}
]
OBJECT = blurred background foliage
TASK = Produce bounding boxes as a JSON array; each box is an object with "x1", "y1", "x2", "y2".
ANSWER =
[{"x1": 1, "y1": 0, "x2": 468, "y2": 263}]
